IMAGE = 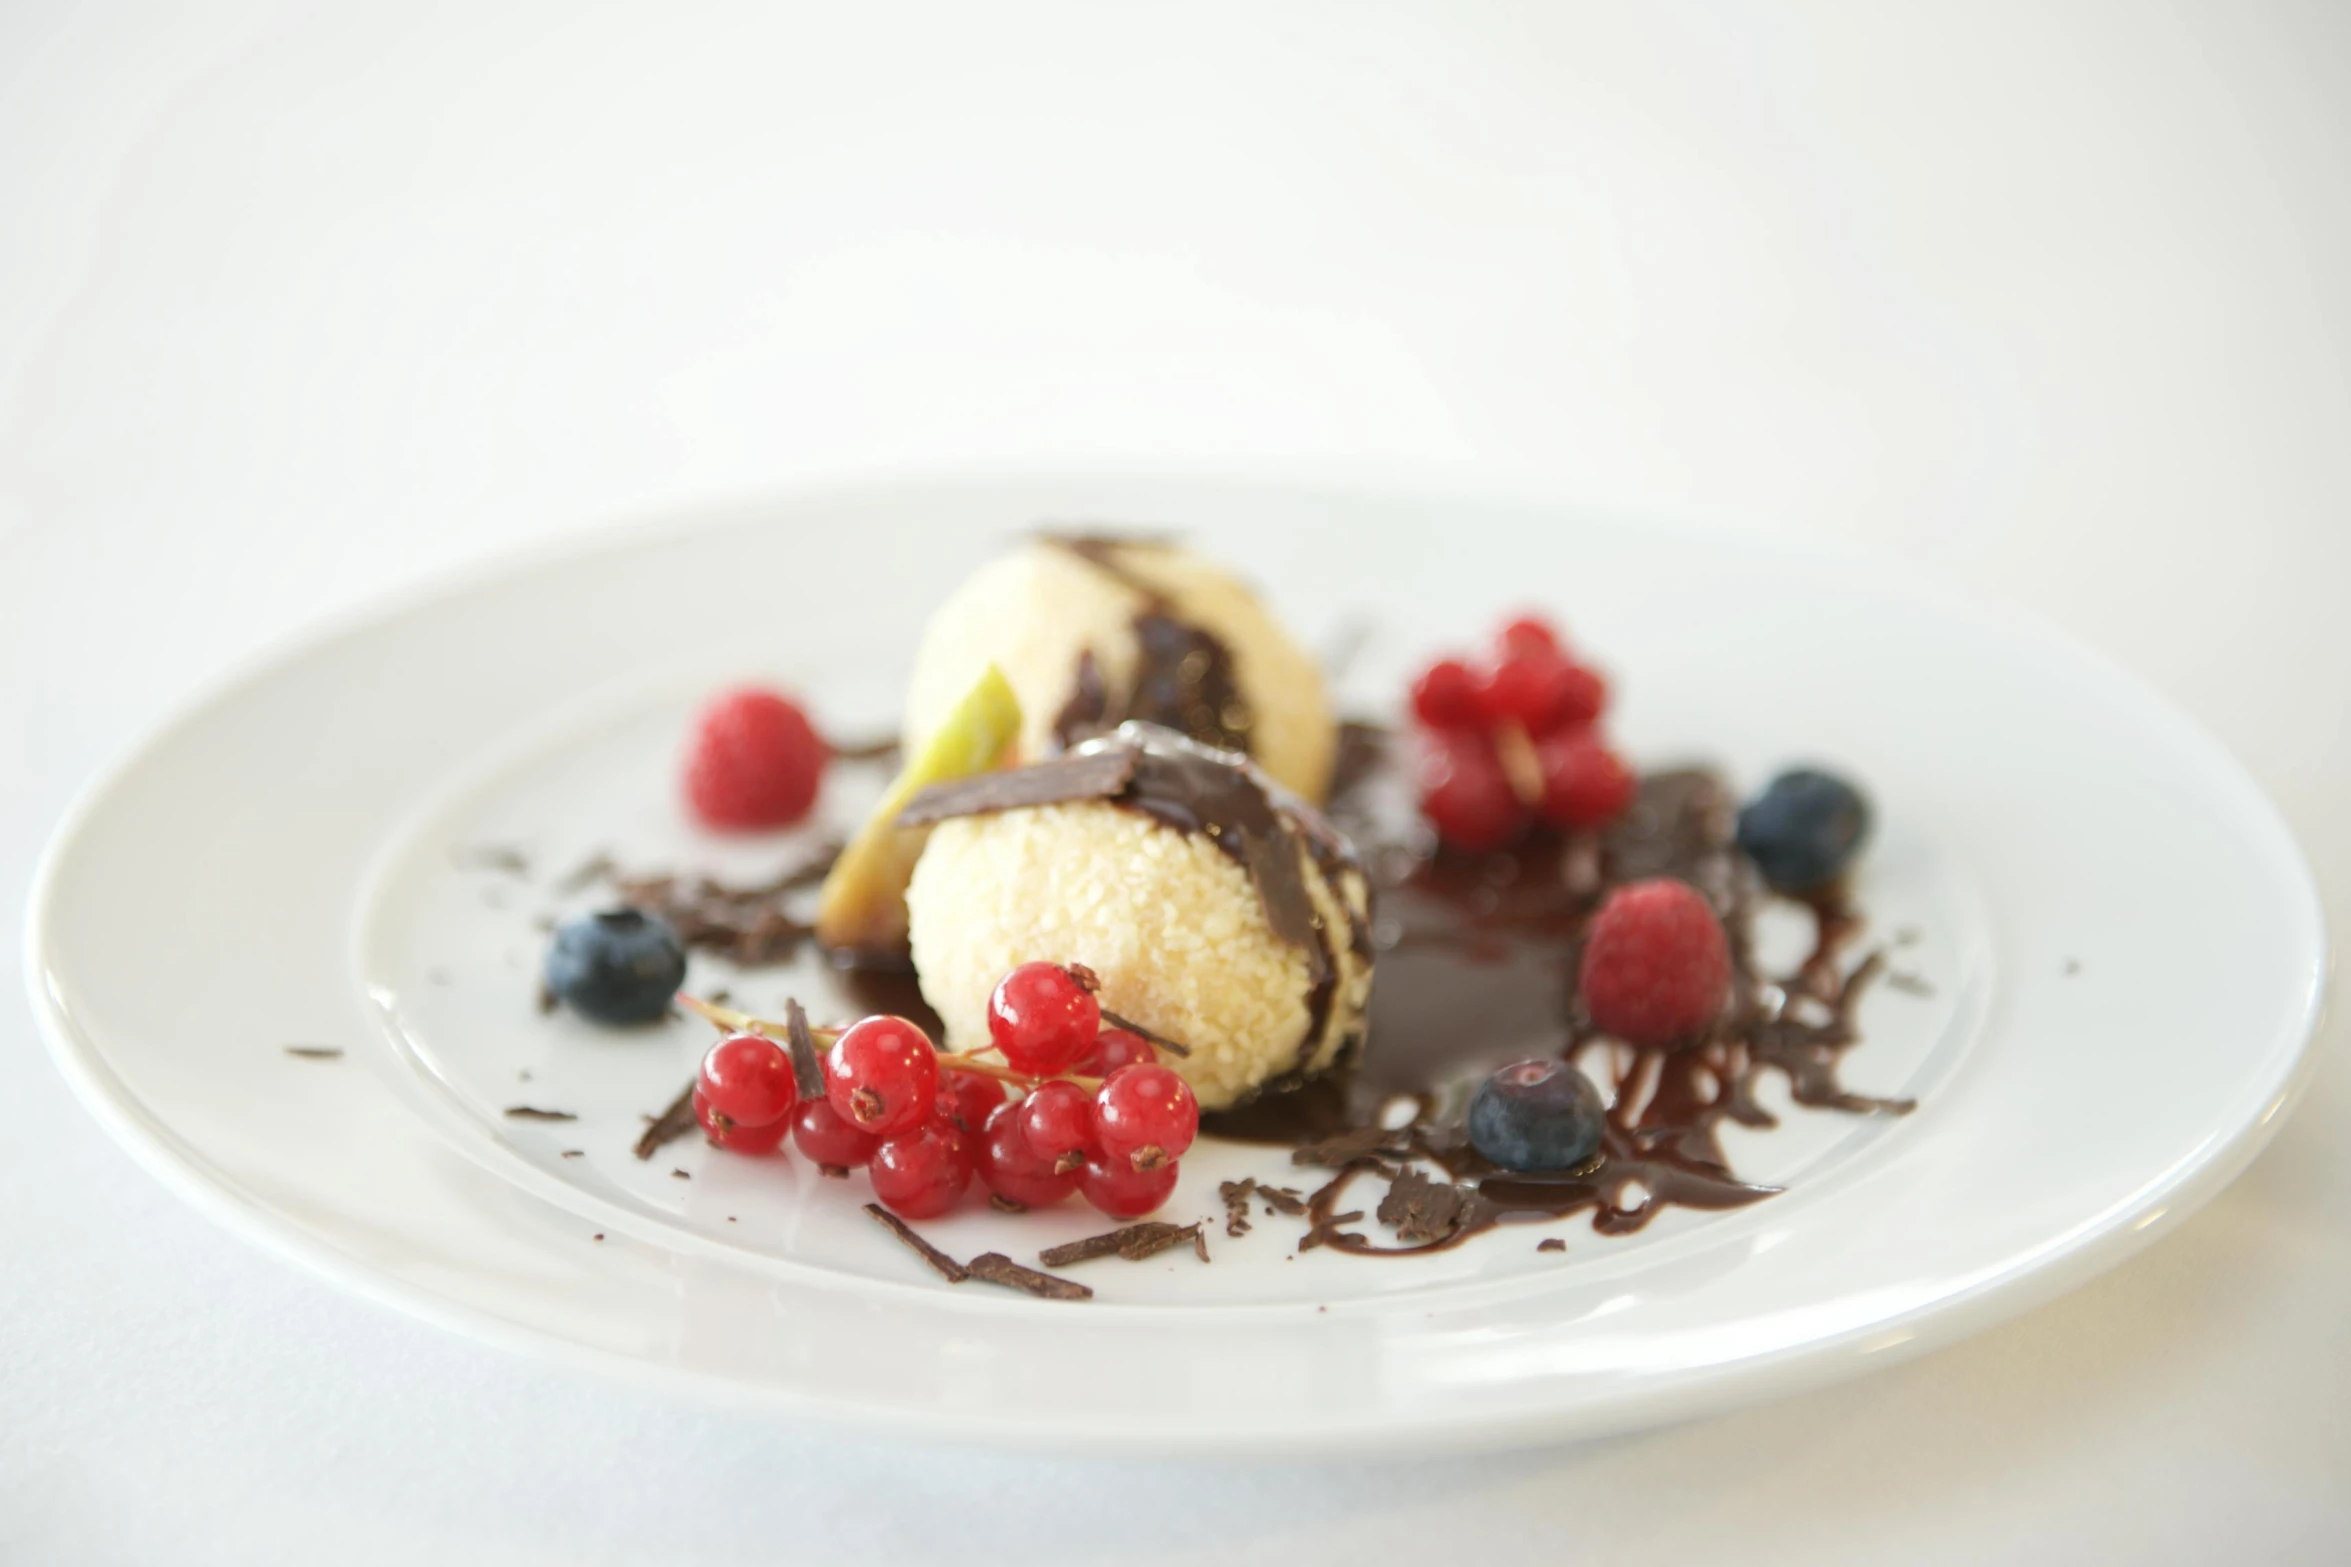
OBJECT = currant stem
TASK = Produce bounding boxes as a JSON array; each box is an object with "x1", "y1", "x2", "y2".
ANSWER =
[{"x1": 676, "y1": 993, "x2": 1103, "y2": 1090}]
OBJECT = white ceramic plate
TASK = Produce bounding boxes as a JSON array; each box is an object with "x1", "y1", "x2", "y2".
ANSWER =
[{"x1": 27, "y1": 475, "x2": 2326, "y2": 1455}]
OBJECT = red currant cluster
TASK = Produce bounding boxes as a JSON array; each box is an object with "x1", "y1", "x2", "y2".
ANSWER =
[
  {"x1": 688, "y1": 962, "x2": 1201, "y2": 1222},
  {"x1": 1409, "y1": 613, "x2": 1636, "y2": 851}
]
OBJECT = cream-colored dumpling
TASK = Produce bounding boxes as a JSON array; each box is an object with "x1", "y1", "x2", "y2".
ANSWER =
[
  {"x1": 901, "y1": 538, "x2": 1336, "y2": 801},
  {"x1": 905, "y1": 798, "x2": 1372, "y2": 1112}
]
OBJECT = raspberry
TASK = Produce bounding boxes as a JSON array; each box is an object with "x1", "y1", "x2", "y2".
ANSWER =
[
  {"x1": 1577, "y1": 878, "x2": 1731, "y2": 1046},
  {"x1": 683, "y1": 687, "x2": 828, "y2": 830},
  {"x1": 1409, "y1": 658, "x2": 1483, "y2": 729},
  {"x1": 1416, "y1": 729, "x2": 1528, "y2": 852},
  {"x1": 1535, "y1": 730, "x2": 1636, "y2": 828},
  {"x1": 986, "y1": 962, "x2": 1101, "y2": 1076}
]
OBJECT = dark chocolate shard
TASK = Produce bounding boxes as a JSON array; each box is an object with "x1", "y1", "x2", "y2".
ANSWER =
[
  {"x1": 503, "y1": 1106, "x2": 577, "y2": 1122},
  {"x1": 1377, "y1": 1167, "x2": 1487, "y2": 1246},
  {"x1": 633, "y1": 1082, "x2": 698, "y2": 1160},
  {"x1": 1096, "y1": 1006, "x2": 1193, "y2": 1059},
  {"x1": 895, "y1": 749, "x2": 1138, "y2": 827},
  {"x1": 965, "y1": 1252, "x2": 1092, "y2": 1301},
  {"x1": 1038, "y1": 1222, "x2": 1205, "y2": 1267},
  {"x1": 862, "y1": 1203, "x2": 969, "y2": 1283},
  {"x1": 283, "y1": 1045, "x2": 343, "y2": 1060},
  {"x1": 782, "y1": 998, "x2": 827, "y2": 1101}
]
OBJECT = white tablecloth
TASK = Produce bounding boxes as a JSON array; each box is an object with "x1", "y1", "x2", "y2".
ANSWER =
[{"x1": 5, "y1": 4, "x2": 2345, "y2": 1561}]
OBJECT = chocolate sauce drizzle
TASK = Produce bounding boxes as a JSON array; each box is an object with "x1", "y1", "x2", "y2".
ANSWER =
[
  {"x1": 1203, "y1": 748, "x2": 1913, "y2": 1252},
  {"x1": 1040, "y1": 535, "x2": 1254, "y2": 757}
]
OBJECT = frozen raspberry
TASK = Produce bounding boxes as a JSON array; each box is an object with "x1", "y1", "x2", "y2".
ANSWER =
[
  {"x1": 1577, "y1": 878, "x2": 1731, "y2": 1046},
  {"x1": 683, "y1": 687, "x2": 828, "y2": 830}
]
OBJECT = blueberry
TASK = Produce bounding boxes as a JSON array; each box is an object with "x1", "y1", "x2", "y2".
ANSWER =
[
  {"x1": 1736, "y1": 767, "x2": 1872, "y2": 895},
  {"x1": 544, "y1": 908, "x2": 686, "y2": 1025},
  {"x1": 1466, "y1": 1059, "x2": 1605, "y2": 1172}
]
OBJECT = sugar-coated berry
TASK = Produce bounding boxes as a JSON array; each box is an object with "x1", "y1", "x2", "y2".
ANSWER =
[
  {"x1": 1535, "y1": 730, "x2": 1637, "y2": 829},
  {"x1": 824, "y1": 1015, "x2": 941, "y2": 1137},
  {"x1": 683, "y1": 686, "x2": 828, "y2": 831},
  {"x1": 1466, "y1": 1059, "x2": 1606, "y2": 1172},
  {"x1": 1409, "y1": 658, "x2": 1484, "y2": 729},
  {"x1": 1017, "y1": 1078, "x2": 1100, "y2": 1173},
  {"x1": 1495, "y1": 614, "x2": 1565, "y2": 658},
  {"x1": 1075, "y1": 1027, "x2": 1156, "y2": 1077},
  {"x1": 868, "y1": 1121, "x2": 974, "y2": 1218},
  {"x1": 986, "y1": 961, "x2": 1101, "y2": 1075},
  {"x1": 977, "y1": 1101, "x2": 1078, "y2": 1209},
  {"x1": 694, "y1": 1083, "x2": 791, "y2": 1154},
  {"x1": 1736, "y1": 768, "x2": 1872, "y2": 895},
  {"x1": 1077, "y1": 1154, "x2": 1181, "y2": 1219},
  {"x1": 544, "y1": 908, "x2": 687, "y2": 1026},
  {"x1": 697, "y1": 1033, "x2": 798, "y2": 1128},
  {"x1": 791, "y1": 1097, "x2": 878, "y2": 1168},
  {"x1": 1093, "y1": 1063, "x2": 1199, "y2": 1172},
  {"x1": 1417, "y1": 730, "x2": 1529, "y2": 853},
  {"x1": 1578, "y1": 878, "x2": 1732, "y2": 1046},
  {"x1": 937, "y1": 1069, "x2": 1007, "y2": 1135}
]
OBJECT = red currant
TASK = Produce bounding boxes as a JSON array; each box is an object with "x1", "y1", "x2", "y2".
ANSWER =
[
  {"x1": 697, "y1": 1032, "x2": 798, "y2": 1128},
  {"x1": 683, "y1": 687, "x2": 828, "y2": 831},
  {"x1": 694, "y1": 1084, "x2": 790, "y2": 1154},
  {"x1": 824, "y1": 1015, "x2": 940, "y2": 1137},
  {"x1": 869, "y1": 1121, "x2": 974, "y2": 1218},
  {"x1": 1016, "y1": 1078, "x2": 1100, "y2": 1173},
  {"x1": 1409, "y1": 657, "x2": 1483, "y2": 729},
  {"x1": 1496, "y1": 614, "x2": 1564, "y2": 658},
  {"x1": 986, "y1": 962, "x2": 1101, "y2": 1075},
  {"x1": 1078, "y1": 1154, "x2": 1181, "y2": 1218},
  {"x1": 791, "y1": 1097, "x2": 878, "y2": 1168},
  {"x1": 1479, "y1": 646, "x2": 1599, "y2": 732},
  {"x1": 1417, "y1": 729, "x2": 1529, "y2": 852},
  {"x1": 976, "y1": 1101, "x2": 1078, "y2": 1209},
  {"x1": 1094, "y1": 1063, "x2": 1199, "y2": 1172},
  {"x1": 1075, "y1": 1027, "x2": 1156, "y2": 1077},
  {"x1": 1535, "y1": 730, "x2": 1636, "y2": 828},
  {"x1": 936, "y1": 1069, "x2": 1007, "y2": 1134}
]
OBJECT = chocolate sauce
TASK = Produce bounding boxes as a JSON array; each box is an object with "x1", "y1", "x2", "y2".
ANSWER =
[
  {"x1": 1204, "y1": 744, "x2": 1911, "y2": 1251},
  {"x1": 1040, "y1": 535, "x2": 1254, "y2": 758}
]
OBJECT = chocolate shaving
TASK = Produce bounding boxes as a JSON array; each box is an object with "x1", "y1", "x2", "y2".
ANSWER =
[
  {"x1": 503, "y1": 1106, "x2": 577, "y2": 1122},
  {"x1": 536, "y1": 985, "x2": 558, "y2": 1015},
  {"x1": 1038, "y1": 1222, "x2": 1206, "y2": 1267},
  {"x1": 1538, "y1": 1237, "x2": 1566, "y2": 1253},
  {"x1": 632, "y1": 1082, "x2": 698, "y2": 1159},
  {"x1": 966, "y1": 1253, "x2": 1093, "y2": 1301},
  {"x1": 1256, "y1": 1185, "x2": 1307, "y2": 1215},
  {"x1": 560, "y1": 1149, "x2": 584, "y2": 1159},
  {"x1": 612, "y1": 844, "x2": 841, "y2": 967},
  {"x1": 1292, "y1": 1126, "x2": 1411, "y2": 1169},
  {"x1": 282, "y1": 1045, "x2": 342, "y2": 1060},
  {"x1": 895, "y1": 749, "x2": 1138, "y2": 827},
  {"x1": 862, "y1": 1203, "x2": 969, "y2": 1283},
  {"x1": 1096, "y1": 1006, "x2": 1193, "y2": 1059},
  {"x1": 782, "y1": 998, "x2": 827, "y2": 1101},
  {"x1": 990, "y1": 1194, "x2": 1027, "y2": 1214},
  {"x1": 1377, "y1": 1167, "x2": 1489, "y2": 1246},
  {"x1": 1193, "y1": 1226, "x2": 1211, "y2": 1263},
  {"x1": 670, "y1": 1169, "x2": 691, "y2": 1180},
  {"x1": 1220, "y1": 1178, "x2": 1257, "y2": 1237}
]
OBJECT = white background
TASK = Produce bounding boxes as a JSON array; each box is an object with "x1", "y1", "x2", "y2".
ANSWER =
[{"x1": 4, "y1": 3, "x2": 2346, "y2": 1562}]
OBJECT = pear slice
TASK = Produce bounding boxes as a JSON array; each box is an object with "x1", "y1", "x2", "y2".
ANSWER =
[{"x1": 815, "y1": 664, "x2": 1022, "y2": 955}]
